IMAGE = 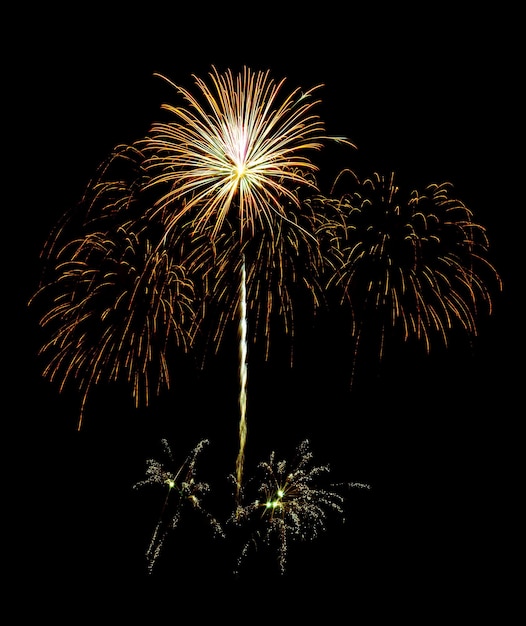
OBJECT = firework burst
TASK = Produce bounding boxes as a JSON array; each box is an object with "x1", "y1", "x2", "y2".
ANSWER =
[
  {"x1": 29, "y1": 155, "x2": 196, "y2": 429},
  {"x1": 133, "y1": 438, "x2": 224, "y2": 574},
  {"x1": 230, "y1": 439, "x2": 369, "y2": 575},
  {"x1": 321, "y1": 171, "x2": 502, "y2": 383},
  {"x1": 140, "y1": 66, "x2": 352, "y2": 242}
]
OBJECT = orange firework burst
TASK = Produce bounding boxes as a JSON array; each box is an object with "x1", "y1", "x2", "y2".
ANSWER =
[
  {"x1": 320, "y1": 171, "x2": 502, "y2": 383},
  {"x1": 29, "y1": 222, "x2": 195, "y2": 429},
  {"x1": 29, "y1": 144, "x2": 196, "y2": 429}
]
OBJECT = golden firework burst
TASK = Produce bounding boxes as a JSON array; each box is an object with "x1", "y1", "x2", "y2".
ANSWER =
[{"x1": 140, "y1": 65, "x2": 353, "y2": 242}]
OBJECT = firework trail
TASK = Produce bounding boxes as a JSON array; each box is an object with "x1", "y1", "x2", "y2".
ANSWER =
[{"x1": 236, "y1": 255, "x2": 248, "y2": 502}]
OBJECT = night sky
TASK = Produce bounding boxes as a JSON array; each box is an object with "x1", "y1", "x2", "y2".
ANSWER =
[{"x1": 8, "y1": 4, "x2": 521, "y2": 620}]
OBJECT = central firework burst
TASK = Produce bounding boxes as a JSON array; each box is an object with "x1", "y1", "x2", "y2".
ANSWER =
[{"x1": 141, "y1": 65, "x2": 350, "y2": 241}]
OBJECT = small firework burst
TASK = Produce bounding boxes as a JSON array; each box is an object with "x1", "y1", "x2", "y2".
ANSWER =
[
  {"x1": 133, "y1": 438, "x2": 224, "y2": 574},
  {"x1": 230, "y1": 439, "x2": 369, "y2": 575}
]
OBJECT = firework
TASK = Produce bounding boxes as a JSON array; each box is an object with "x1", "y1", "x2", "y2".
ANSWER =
[
  {"x1": 133, "y1": 438, "x2": 224, "y2": 574},
  {"x1": 29, "y1": 141, "x2": 199, "y2": 429},
  {"x1": 29, "y1": 218, "x2": 196, "y2": 429},
  {"x1": 140, "y1": 66, "x2": 353, "y2": 242},
  {"x1": 29, "y1": 67, "x2": 355, "y2": 439},
  {"x1": 321, "y1": 171, "x2": 502, "y2": 384},
  {"x1": 137, "y1": 66, "x2": 354, "y2": 493},
  {"x1": 230, "y1": 439, "x2": 369, "y2": 575},
  {"x1": 138, "y1": 66, "x2": 355, "y2": 365}
]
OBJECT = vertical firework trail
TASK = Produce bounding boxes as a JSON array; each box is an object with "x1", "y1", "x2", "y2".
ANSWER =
[{"x1": 236, "y1": 254, "x2": 248, "y2": 504}]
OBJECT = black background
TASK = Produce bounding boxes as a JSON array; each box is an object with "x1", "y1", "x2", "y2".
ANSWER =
[{"x1": 7, "y1": 3, "x2": 522, "y2": 620}]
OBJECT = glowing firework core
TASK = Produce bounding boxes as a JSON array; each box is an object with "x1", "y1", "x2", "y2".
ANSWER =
[{"x1": 231, "y1": 126, "x2": 249, "y2": 181}]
